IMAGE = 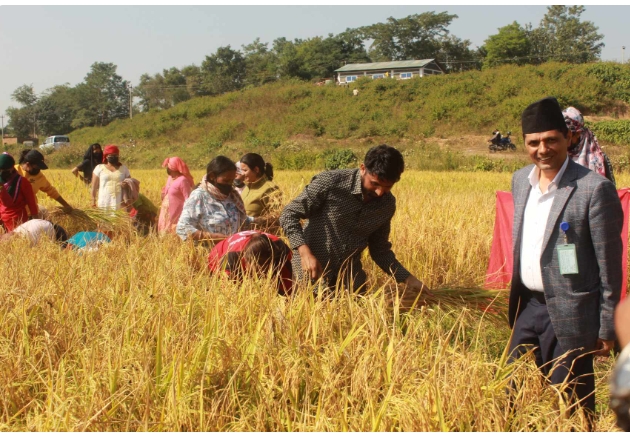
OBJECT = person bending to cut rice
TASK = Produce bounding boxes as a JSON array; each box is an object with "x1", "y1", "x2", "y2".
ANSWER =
[
  {"x1": 208, "y1": 230, "x2": 293, "y2": 295},
  {"x1": 17, "y1": 149, "x2": 73, "y2": 211},
  {"x1": 0, "y1": 153, "x2": 38, "y2": 231},
  {"x1": 0, "y1": 219, "x2": 68, "y2": 246},
  {"x1": 279, "y1": 144, "x2": 428, "y2": 295}
]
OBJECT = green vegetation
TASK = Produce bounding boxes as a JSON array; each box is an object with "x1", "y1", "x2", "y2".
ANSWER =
[
  {"x1": 39, "y1": 62, "x2": 628, "y2": 171},
  {"x1": 7, "y1": 6, "x2": 606, "y2": 144},
  {"x1": 590, "y1": 120, "x2": 630, "y2": 145}
]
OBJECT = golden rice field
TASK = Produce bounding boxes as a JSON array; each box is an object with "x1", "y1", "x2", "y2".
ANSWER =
[{"x1": 1, "y1": 168, "x2": 628, "y2": 431}]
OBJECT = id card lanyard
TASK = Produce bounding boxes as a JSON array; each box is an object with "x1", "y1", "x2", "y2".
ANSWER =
[{"x1": 556, "y1": 221, "x2": 579, "y2": 275}]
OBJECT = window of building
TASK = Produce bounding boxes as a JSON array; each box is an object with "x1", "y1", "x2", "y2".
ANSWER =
[
  {"x1": 400, "y1": 72, "x2": 412, "y2": 79},
  {"x1": 372, "y1": 74, "x2": 385, "y2": 79},
  {"x1": 346, "y1": 76, "x2": 358, "y2": 82}
]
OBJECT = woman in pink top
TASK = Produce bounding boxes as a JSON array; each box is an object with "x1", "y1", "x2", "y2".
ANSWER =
[{"x1": 158, "y1": 157, "x2": 194, "y2": 234}]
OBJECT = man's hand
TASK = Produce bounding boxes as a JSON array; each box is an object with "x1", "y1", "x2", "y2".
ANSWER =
[
  {"x1": 396, "y1": 275, "x2": 432, "y2": 309},
  {"x1": 616, "y1": 299, "x2": 630, "y2": 348},
  {"x1": 594, "y1": 338, "x2": 615, "y2": 358},
  {"x1": 404, "y1": 275, "x2": 428, "y2": 291},
  {"x1": 404, "y1": 275, "x2": 433, "y2": 299},
  {"x1": 298, "y1": 245, "x2": 322, "y2": 280}
]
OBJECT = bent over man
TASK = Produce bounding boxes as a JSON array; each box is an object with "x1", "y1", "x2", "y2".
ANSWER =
[
  {"x1": 508, "y1": 96, "x2": 623, "y2": 419},
  {"x1": 280, "y1": 144, "x2": 426, "y2": 294}
]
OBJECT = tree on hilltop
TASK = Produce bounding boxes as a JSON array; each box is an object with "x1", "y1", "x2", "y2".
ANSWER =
[
  {"x1": 242, "y1": 38, "x2": 279, "y2": 86},
  {"x1": 7, "y1": 85, "x2": 38, "y2": 141},
  {"x1": 483, "y1": 22, "x2": 532, "y2": 68},
  {"x1": 528, "y1": 5, "x2": 604, "y2": 64},
  {"x1": 200, "y1": 46, "x2": 247, "y2": 95},
  {"x1": 72, "y1": 62, "x2": 130, "y2": 128}
]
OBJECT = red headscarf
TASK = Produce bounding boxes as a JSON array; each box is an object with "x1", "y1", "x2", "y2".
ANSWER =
[
  {"x1": 102, "y1": 145, "x2": 120, "y2": 163},
  {"x1": 162, "y1": 156, "x2": 194, "y2": 186}
]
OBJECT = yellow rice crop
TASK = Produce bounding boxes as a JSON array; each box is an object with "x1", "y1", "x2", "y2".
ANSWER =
[{"x1": 0, "y1": 169, "x2": 626, "y2": 431}]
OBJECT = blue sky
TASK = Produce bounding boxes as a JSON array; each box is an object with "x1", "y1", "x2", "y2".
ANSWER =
[{"x1": 1, "y1": 6, "x2": 628, "y2": 125}]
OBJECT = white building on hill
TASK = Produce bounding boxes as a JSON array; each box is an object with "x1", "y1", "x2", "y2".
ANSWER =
[{"x1": 335, "y1": 59, "x2": 444, "y2": 85}]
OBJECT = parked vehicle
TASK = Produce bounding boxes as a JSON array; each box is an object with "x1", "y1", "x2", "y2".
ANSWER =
[
  {"x1": 488, "y1": 130, "x2": 515, "y2": 152},
  {"x1": 40, "y1": 135, "x2": 70, "y2": 152}
]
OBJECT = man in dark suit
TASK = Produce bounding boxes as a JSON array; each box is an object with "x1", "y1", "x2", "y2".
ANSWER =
[{"x1": 508, "y1": 97, "x2": 623, "y2": 417}]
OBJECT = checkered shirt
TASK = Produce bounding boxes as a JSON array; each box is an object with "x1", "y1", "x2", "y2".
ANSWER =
[{"x1": 279, "y1": 168, "x2": 411, "y2": 290}]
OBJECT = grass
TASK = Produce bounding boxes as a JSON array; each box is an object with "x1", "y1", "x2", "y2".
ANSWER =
[
  {"x1": 29, "y1": 62, "x2": 630, "y2": 171},
  {"x1": 0, "y1": 169, "x2": 626, "y2": 430}
]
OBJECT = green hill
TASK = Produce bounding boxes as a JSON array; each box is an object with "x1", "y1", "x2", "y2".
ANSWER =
[{"x1": 43, "y1": 62, "x2": 630, "y2": 171}]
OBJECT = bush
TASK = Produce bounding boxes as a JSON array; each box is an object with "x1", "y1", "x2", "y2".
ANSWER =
[
  {"x1": 59, "y1": 62, "x2": 630, "y2": 169},
  {"x1": 323, "y1": 149, "x2": 358, "y2": 170},
  {"x1": 589, "y1": 120, "x2": 630, "y2": 145}
]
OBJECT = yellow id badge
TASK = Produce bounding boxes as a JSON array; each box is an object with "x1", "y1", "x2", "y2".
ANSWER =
[{"x1": 557, "y1": 244, "x2": 579, "y2": 275}]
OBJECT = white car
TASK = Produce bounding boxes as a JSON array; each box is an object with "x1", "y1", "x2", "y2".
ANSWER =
[{"x1": 40, "y1": 135, "x2": 70, "y2": 152}]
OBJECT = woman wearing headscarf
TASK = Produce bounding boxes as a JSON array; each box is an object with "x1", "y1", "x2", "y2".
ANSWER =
[
  {"x1": 176, "y1": 156, "x2": 254, "y2": 241},
  {"x1": 563, "y1": 106, "x2": 616, "y2": 186},
  {"x1": 233, "y1": 162, "x2": 246, "y2": 195},
  {"x1": 91, "y1": 145, "x2": 131, "y2": 211},
  {"x1": 158, "y1": 156, "x2": 194, "y2": 234},
  {"x1": 72, "y1": 143, "x2": 103, "y2": 185},
  {"x1": 239, "y1": 153, "x2": 281, "y2": 217},
  {"x1": 0, "y1": 153, "x2": 38, "y2": 231}
]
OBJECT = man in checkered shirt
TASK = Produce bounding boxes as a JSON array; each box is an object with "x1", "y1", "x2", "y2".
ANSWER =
[{"x1": 280, "y1": 144, "x2": 427, "y2": 294}]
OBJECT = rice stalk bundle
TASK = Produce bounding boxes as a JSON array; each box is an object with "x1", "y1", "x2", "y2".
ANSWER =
[
  {"x1": 44, "y1": 206, "x2": 133, "y2": 235},
  {"x1": 386, "y1": 283, "x2": 509, "y2": 321}
]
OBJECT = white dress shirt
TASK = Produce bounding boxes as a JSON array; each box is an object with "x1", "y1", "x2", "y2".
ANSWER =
[{"x1": 520, "y1": 157, "x2": 569, "y2": 292}]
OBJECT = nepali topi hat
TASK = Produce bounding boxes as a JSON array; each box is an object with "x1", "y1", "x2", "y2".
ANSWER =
[{"x1": 521, "y1": 96, "x2": 568, "y2": 135}]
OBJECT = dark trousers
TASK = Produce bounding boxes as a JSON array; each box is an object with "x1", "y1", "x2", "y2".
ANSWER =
[{"x1": 508, "y1": 292, "x2": 595, "y2": 414}]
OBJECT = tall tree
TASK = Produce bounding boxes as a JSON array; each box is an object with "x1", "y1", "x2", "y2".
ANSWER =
[
  {"x1": 360, "y1": 12, "x2": 458, "y2": 61},
  {"x1": 136, "y1": 67, "x2": 191, "y2": 111},
  {"x1": 135, "y1": 72, "x2": 168, "y2": 111},
  {"x1": 72, "y1": 62, "x2": 129, "y2": 128},
  {"x1": 6, "y1": 106, "x2": 35, "y2": 142},
  {"x1": 200, "y1": 46, "x2": 247, "y2": 95},
  {"x1": 7, "y1": 85, "x2": 38, "y2": 141},
  {"x1": 11, "y1": 85, "x2": 38, "y2": 106},
  {"x1": 163, "y1": 67, "x2": 190, "y2": 105},
  {"x1": 272, "y1": 38, "x2": 305, "y2": 79},
  {"x1": 181, "y1": 65, "x2": 204, "y2": 97},
  {"x1": 483, "y1": 22, "x2": 532, "y2": 68},
  {"x1": 242, "y1": 38, "x2": 278, "y2": 86},
  {"x1": 36, "y1": 84, "x2": 76, "y2": 136},
  {"x1": 529, "y1": 6, "x2": 604, "y2": 64}
]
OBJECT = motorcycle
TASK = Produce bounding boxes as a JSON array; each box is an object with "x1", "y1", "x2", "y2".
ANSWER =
[{"x1": 488, "y1": 130, "x2": 516, "y2": 152}]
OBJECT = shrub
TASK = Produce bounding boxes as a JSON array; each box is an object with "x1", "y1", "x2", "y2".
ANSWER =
[
  {"x1": 589, "y1": 120, "x2": 630, "y2": 145},
  {"x1": 323, "y1": 149, "x2": 358, "y2": 170}
]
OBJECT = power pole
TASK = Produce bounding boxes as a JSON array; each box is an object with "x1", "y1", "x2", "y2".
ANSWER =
[
  {"x1": 623, "y1": 46, "x2": 626, "y2": 64},
  {"x1": 1, "y1": 115, "x2": 4, "y2": 145},
  {"x1": 128, "y1": 84, "x2": 133, "y2": 119}
]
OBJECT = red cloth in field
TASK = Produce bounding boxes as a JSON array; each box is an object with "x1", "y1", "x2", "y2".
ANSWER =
[
  {"x1": 485, "y1": 189, "x2": 629, "y2": 300},
  {"x1": 208, "y1": 230, "x2": 293, "y2": 295}
]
